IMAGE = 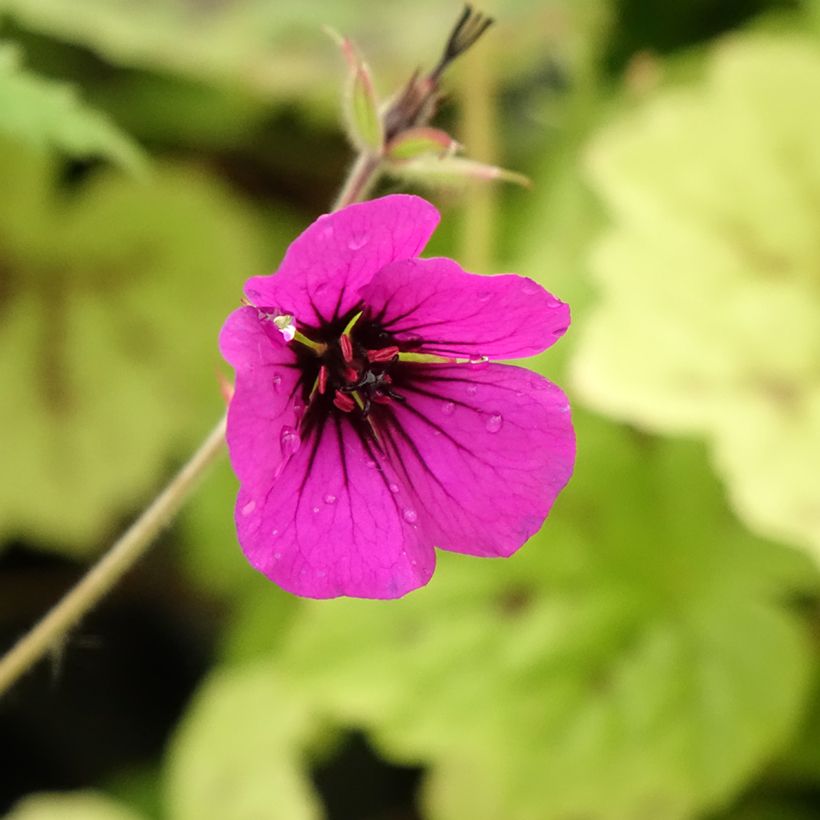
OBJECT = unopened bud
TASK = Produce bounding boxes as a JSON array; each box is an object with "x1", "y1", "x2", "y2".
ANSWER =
[
  {"x1": 328, "y1": 29, "x2": 384, "y2": 154},
  {"x1": 386, "y1": 127, "x2": 459, "y2": 161},
  {"x1": 387, "y1": 155, "x2": 531, "y2": 189}
]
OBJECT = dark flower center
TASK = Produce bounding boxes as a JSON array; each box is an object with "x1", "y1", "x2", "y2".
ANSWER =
[{"x1": 258, "y1": 305, "x2": 433, "y2": 441}]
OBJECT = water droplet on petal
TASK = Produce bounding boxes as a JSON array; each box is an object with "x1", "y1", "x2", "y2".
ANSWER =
[
  {"x1": 272, "y1": 373, "x2": 282, "y2": 391},
  {"x1": 347, "y1": 233, "x2": 368, "y2": 251},
  {"x1": 241, "y1": 500, "x2": 256, "y2": 516},
  {"x1": 523, "y1": 282, "x2": 540, "y2": 295},
  {"x1": 403, "y1": 508, "x2": 418, "y2": 524},
  {"x1": 441, "y1": 401, "x2": 456, "y2": 416},
  {"x1": 312, "y1": 505, "x2": 320, "y2": 514},
  {"x1": 366, "y1": 459, "x2": 377, "y2": 469},
  {"x1": 469, "y1": 354, "x2": 489, "y2": 365},
  {"x1": 477, "y1": 290, "x2": 492, "y2": 302},
  {"x1": 547, "y1": 297, "x2": 563, "y2": 308},
  {"x1": 271, "y1": 529, "x2": 279, "y2": 537},
  {"x1": 485, "y1": 413, "x2": 504, "y2": 433},
  {"x1": 324, "y1": 494, "x2": 337, "y2": 505},
  {"x1": 280, "y1": 426, "x2": 301, "y2": 458},
  {"x1": 466, "y1": 384, "x2": 478, "y2": 396},
  {"x1": 388, "y1": 483, "x2": 399, "y2": 494},
  {"x1": 273, "y1": 551, "x2": 282, "y2": 559}
]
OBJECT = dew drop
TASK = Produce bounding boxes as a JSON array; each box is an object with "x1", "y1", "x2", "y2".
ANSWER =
[
  {"x1": 241, "y1": 500, "x2": 256, "y2": 516},
  {"x1": 485, "y1": 413, "x2": 504, "y2": 433},
  {"x1": 280, "y1": 426, "x2": 301, "y2": 457},
  {"x1": 273, "y1": 551, "x2": 282, "y2": 560},
  {"x1": 547, "y1": 297, "x2": 563, "y2": 308},
  {"x1": 477, "y1": 290, "x2": 492, "y2": 302},
  {"x1": 388, "y1": 483, "x2": 399, "y2": 494},
  {"x1": 271, "y1": 529, "x2": 279, "y2": 537},
  {"x1": 366, "y1": 459, "x2": 377, "y2": 469},
  {"x1": 466, "y1": 384, "x2": 478, "y2": 396},
  {"x1": 523, "y1": 283, "x2": 539, "y2": 295},
  {"x1": 347, "y1": 234, "x2": 368, "y2": 251},
  {"x1": 469, "y1": 354, "x2": 489, "y2": 365},
  {"x1": 402, "y1": 508, "x2": 418, "y2": 524},
  {"x1": 324, "y1": 494, "x2": 337, "y2": 505},
  {"x1": 441, "y1": 401, "x2": 456, "y2": 416},
  {"x1": 312, "y1": 505, "x2": 321, "y2": 514},
  {"x1": 272, "y1": 373, "x2": 282, "y2": 391}
]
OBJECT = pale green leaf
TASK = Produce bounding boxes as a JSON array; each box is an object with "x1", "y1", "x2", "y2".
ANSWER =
[
  {"x1": 0, "y1": 137, "x2": 273, "y2": 553},
  {"x1": 165, "y1": 664, "x2": 322, "y2": 820},
  {"x1": 574, "y1": 34, "x2": 820, "y2": 561},
  {"x1": 275, "y1": 413, "x2": 813, "y2": 820},
  {"x1": 5, "y1": 791, "x2": 145, "y2": 820},
  {"x1": 0, "y1": 43, "x2": 146, "y2": 172},
  {"x1": 2, "y1": 0, "x2": 611, "y2": 108}
]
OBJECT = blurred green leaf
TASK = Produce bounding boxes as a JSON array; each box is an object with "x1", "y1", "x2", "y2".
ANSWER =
[
  {"x1": 574, "y1": 33, "x2": 820, "y2": 562},
  {"x1": 274, "y1": 412, "x2": 814, "y2": 820},
  {"x1": 2, "y1": 0, "x2": 611, "y2": 109},
  {"x1": 0, "y1": 42, "x2": 146, "y2": 172},
  {"x1": 0, "y1": 136, "x2": 273, "y2": 553},
  {"x1": 164, "y1": 663, "x2": 322, "y2": 820},
  {"x1": 5, "y1": 791, "x2": 145, "y2": 820}
]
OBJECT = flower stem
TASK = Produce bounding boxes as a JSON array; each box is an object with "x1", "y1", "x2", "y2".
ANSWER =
[
  {"x1": 0, "y1": 149, "x2": 384, "y2": 697},
  {"x1": 0, "y1": 415, "x2": 227, "y2": 697},
  {"x1": 333, "y1": 152, "x2": 382, "y2": 210}
]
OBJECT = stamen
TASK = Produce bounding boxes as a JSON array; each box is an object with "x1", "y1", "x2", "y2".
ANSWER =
[
  {"x1": 341, "y1": 310, "x2": 364, "y2": 336},
  {"x1": 333, "y1": 391, "x2": 355, "y2": 413},
  {"x1": 343, "y1": 365, "x2": 359, "y2": 383},
  {"x1": 261, "y1": 312, "x2": 328, "y2": 355},
  {"x1": 318, "y1": 365, "x2": 328, "y2": 395},
  {"x1": 292, "y1": 330, "x2": 328, "y2": 355},
  {"x1": 366, "y1": 346, "x2": 400, "y2": 363},
  {"x1": 396, "y1": 351, "x2": 457, "y2": 364},
  {"x1": 340, "y1": 333, "x2": 354, "y2": 363}
]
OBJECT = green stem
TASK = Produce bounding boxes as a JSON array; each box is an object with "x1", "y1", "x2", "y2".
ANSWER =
[
  {"x1": 0, "y1": 415, "x2": 227, "y2": 697},
  {"x1": 0, "y1": 150, "x2": 383, "y2": 697},
  {"x1": 333, "y1": 152, "x2": 382, "y2": 211}
]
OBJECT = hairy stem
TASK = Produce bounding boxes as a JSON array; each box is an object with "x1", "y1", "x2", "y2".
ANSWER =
[
  {"x1": 333, "y1": 152, "x2": 382, "y2": 211},
  {"x1": 0, "y1": 151, "x2": 383, "y2": 697},
  {"x1": 0, "y1": 416, "x2": 227, "y2": 696}
]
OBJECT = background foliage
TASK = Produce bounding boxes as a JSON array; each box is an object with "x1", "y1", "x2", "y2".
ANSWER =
[{"x1": 2, "y1": 1, "x2": 820, "y2": 818}]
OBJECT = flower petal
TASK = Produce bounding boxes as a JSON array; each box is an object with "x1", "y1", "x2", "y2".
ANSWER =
[
  {"x1": 380, "y1": 362, "x2": 575, "y2": 557},
  {"x1": 361, "y1": 257, "x2": 570, "y2": 360},
  {"x1": 234, "y1": 414, "x2": 436, "y2": 599},
  {"x1": 219, "y1": 306, "x2": 303, "y2": 487},
  {"x1": 244, "y1": 195, "x2": 440, "y2": 327}
]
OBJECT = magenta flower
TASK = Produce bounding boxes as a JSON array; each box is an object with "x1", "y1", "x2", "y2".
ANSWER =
[{"x1": 219, "y1": 195, "x2": 575, "y2": 599}]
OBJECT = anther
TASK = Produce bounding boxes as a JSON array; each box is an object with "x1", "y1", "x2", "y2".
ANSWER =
[
  {"x1": 366, "y1": 346, "x2": 400, "y2": 363},
  {"x1": 333, "y1": 391, "x2": 355, "y2": 413},
  {"x1": 343, "y1": 365, "x2": 359, "y2": 383},
  {"x1": 318, "y1": 365, "x2": 328, "y2": 395},
  {"x1": 340, "y1": 333, "x2": 354, "y2": 363}
]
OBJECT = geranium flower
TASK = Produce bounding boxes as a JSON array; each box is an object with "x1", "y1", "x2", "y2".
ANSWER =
[{"x1": 219, "y1": 194, "x2": 575, "y2": 599}]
